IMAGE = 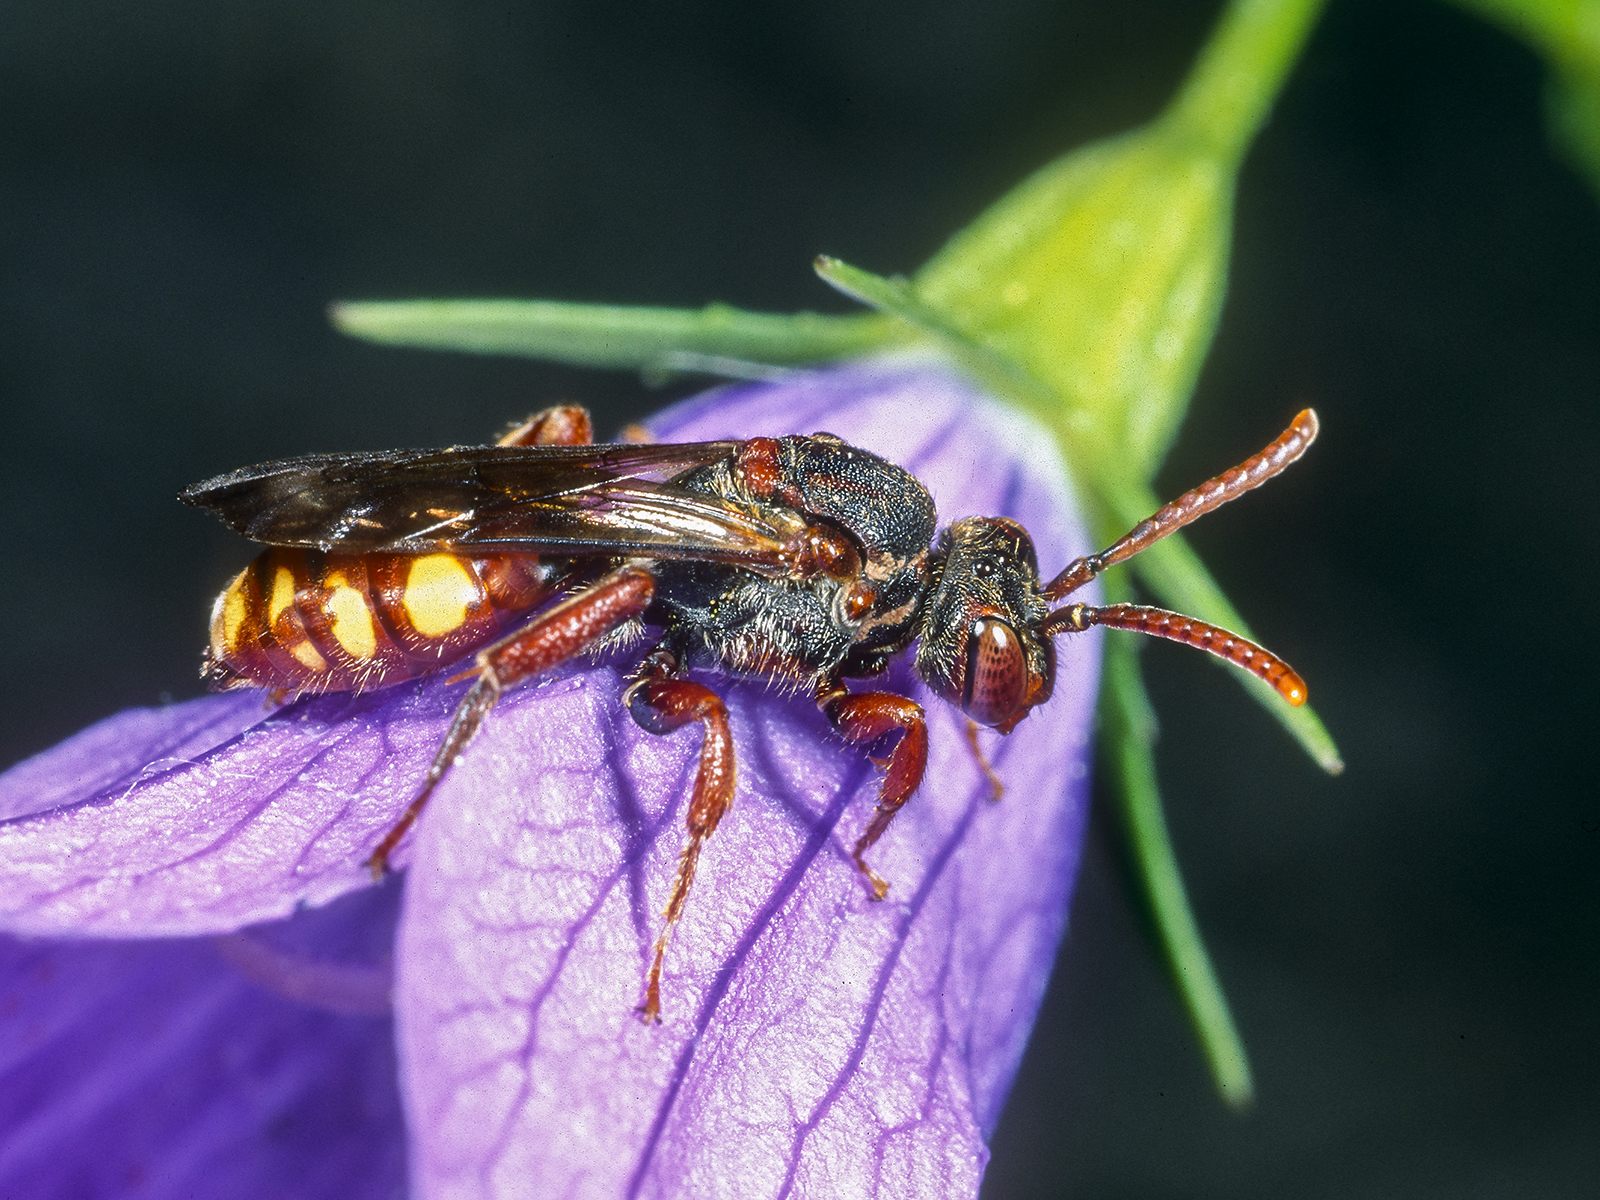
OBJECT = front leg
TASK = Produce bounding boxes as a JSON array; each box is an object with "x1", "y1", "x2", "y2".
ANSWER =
[
  {"x1": 623, "y1": 643, "x2": 737, "y2": 1023},
  {"x1": 817, "y1": 681, "x2": 928, "y2": 900}
]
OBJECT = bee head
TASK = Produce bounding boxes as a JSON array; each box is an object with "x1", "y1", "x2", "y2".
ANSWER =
[{"x1": 914, "y1": 517, "x2": 1055, "y2": 733}]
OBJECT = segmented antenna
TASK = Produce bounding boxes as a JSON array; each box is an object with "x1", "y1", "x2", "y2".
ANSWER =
[
  {"x1": 1044, "y1": 409, "x2": 1319, "y2": 601},
  {"x1": 1043, "y1": 603, "x2": 1307, "y2": 706}
]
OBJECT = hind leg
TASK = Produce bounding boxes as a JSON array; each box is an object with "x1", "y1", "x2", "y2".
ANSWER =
[
  {"x1": 623, "y1": 643, "x2": 736, "y2": 1023},
  {"x1": 365, "y1": 564, "x2": 656, "y2": 876}
]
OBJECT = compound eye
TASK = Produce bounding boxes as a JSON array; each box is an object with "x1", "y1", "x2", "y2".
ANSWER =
[{"x1": 963, "y1": 618, "x2": 1028, "y2": 727}]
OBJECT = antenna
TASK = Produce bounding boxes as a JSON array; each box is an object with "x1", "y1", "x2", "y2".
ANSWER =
[{"x1": 1040, "y1": 409, "x2": 1319, "y2": 706}]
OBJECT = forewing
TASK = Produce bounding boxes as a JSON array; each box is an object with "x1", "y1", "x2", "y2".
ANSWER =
[{"x1": 179, "y1": 440, "x2": 799, "y2": 567}]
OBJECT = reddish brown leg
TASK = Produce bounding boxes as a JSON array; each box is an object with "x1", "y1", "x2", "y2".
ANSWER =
[
  {"x1": 497, "y1": 404, "x2": 594, "y2": 447},
  {"x1": 818, "y1": 683, "x2": 928, "y2": 900},
  {"x1": 964, "y1": 719, "x2": 1004, "y2": 801},
  {"x1": 623, "y1": 645, "x2": 736, "y2": 1023},
  {"x1": 364, "y1": 565, "x2": 656, "y2": 877},
  {"x1": 1044, "y1": 409, "x2": 1319, "y2": 600}
]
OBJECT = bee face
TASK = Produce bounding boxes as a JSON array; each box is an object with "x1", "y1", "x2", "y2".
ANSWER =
[{"x1": 915, "y1": 517, "x2": 1054, "y2": 731}]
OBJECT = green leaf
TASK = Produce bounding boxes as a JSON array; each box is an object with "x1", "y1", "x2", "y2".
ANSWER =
[
  {"x1": 1549, "y1": 65, "x2": 1600, "y2": 194},
  {"x1": 330, "y1": 299, "x2": 897, "y2": 373}
]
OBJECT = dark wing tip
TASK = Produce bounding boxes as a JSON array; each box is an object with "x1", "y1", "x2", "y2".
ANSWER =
[{"x1": 179, "y1": 468, "x2": 249, "y2": 509}]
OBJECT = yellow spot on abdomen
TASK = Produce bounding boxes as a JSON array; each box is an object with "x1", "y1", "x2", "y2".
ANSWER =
[
  {"x1": 403, "y1": 554, "x2": 478, "y2": 637},
  {"x1": 268, "y1": 565, "x2": 296, "y2": 624},
  {"x1": 290, "y1": 638, "x2": 329, "y2": 672},
  {"x1": 323, "y1": 573, "x2": 378, "y2": 659},
  {"x1": 212, "y1": 571, "x2": 250, "y2": 659}
]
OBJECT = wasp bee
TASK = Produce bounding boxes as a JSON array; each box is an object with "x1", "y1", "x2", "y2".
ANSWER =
[{"x1": 183, "y1": 403, "x2": 1315, "y2": 1020}]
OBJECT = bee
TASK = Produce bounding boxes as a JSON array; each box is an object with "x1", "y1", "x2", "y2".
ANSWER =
[{"x1": 182, "y1": 403, "x2": 1317, "y2": 1021}]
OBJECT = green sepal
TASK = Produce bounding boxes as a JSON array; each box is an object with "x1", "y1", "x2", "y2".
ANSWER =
[
  {"x1": 913, "y1": 127, "x2": 1232, "y2": 481},
  {"x1": 1103, "y1": 631, "x2": 1255, "y2": 1109},
  {"x1": 813, "y1": 256, "x2": 1058, "y2": 408},
  {"x1": 330, "y1": 299, "x2": 897, "y2": 375}
]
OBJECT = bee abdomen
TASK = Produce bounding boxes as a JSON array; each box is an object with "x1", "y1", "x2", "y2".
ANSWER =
[{"x1": 206, "y1": 549, "x2": 568, "y2": 694}]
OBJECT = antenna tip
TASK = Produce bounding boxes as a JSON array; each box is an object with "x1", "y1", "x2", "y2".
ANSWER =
[{"x1": 1280, "y1": 674, "x2": 1308, "y2": 707}]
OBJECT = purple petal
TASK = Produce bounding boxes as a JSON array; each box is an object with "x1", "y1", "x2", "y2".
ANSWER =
[
  {"x1": 396, "y1": 359, "x2": 1100, "y2": 1198},
  {"x1": 0, "y1": 691, "x2": 267, "y2": 823},
  {"x1": 0, "y1": 676, "x2": 484, "y2": 934},
  {"x1": 0, "y1": 883, "x2": 405, "y2": 1199}
]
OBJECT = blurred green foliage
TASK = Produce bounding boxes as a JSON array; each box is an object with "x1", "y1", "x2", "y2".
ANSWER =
[{"x1": 1452, "y1": 0, "x2": 1600, "y2": 200}]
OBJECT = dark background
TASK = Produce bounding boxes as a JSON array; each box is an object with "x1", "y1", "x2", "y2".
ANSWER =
[{"x1": 3, "y1": 0, "x2": 1596, "y2": 1195}]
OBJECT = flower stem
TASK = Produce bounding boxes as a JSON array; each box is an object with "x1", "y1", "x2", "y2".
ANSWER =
[{"x1": 1164, "y1": 0, "x2": 1330, "y2": 164}]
